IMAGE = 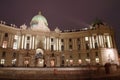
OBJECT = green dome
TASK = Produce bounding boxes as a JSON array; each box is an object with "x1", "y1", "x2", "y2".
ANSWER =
[
  {"x1": 30, "y1": 12, "x2": 48, "y2": 27},
  {"x1": 30, "y1": 12, "x2": 50, "y2": 32}
]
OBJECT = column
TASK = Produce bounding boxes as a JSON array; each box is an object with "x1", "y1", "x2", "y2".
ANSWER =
[
  {"x1": 21, "y1": 35, "x2": 24, "y2": 49},
  {"x1": 0, "y1": 33, "x2": 4, "y2": 46},
  {"x1": 58, "y1": 38, "x2": 60, "y2": 51},
  {"x1": 44, "y1": 36, "x2": 47, "y2": 50},
  {"x1": 34, "y1": 35, "x2": 36, "y2": 49},
  {"x1": 10, "y1": 35, "x2": 14, "y2": 48},
  {"x1": 24, "y1": 35, "x2": 26, "y2": 49},
  {"x1": 73, "y1": 38, "x2": 77, "y2": 50},
  {"x1": 56, "y1": 37, "x2": 59, "y2": 51},
  {"x1": 97, "y1": 35, "x2": 100, "y2": 48},
  {"x1": 47, "y1": 37, "x2": 49, "y2": 50},
  {"x1": 19, "y1": 35, "x2": 22, "y2": 49},
  {"x1": 109, "y1": 35, "x2": 113, "y2": 48},
  {"x1": 17, "y1": 35, "x2": 21, "y2": 49},
  {"x1": 47, "y1": 36, "x2": 50, "y2": 50},
  {"x1": 92, "y1": 36, "x2": 95, "y2": 48},
  {"x1": 64, "y1": 38, "x2": 68, "y2": 51},
  {"x1": 7, "y1": 34, "x2": 11, "y2": 48},
  {"x1": 30, "y1": 35, "x2": 32, "y2": 49},
  {"x1": 89, "y1": 36, "x2": 92, "y2": 49},
  {"x1": 32, "y1": 35, "x2": 35, "y2": 49},
  {"x1": 81, "y1": 37, "x2": 85, "y2": 50}
]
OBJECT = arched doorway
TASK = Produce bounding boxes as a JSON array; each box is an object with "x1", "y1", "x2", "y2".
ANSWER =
[{"x1": 35, "y1": 48, "x2": 44, "y2": 67}]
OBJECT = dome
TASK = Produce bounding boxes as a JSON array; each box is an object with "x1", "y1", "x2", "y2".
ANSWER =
[{"x1": 30, "y1": 12, "x2": 50, "y2": 32}]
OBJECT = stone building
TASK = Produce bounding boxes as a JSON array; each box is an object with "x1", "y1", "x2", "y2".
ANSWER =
[{"x1": 0, "y1": 12, "x2": 119, "y2": 67}]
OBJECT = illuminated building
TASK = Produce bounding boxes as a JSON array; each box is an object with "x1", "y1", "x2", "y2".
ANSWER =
[{"x1": 0, "y1": 12, "x2": 119, "y2": 67}]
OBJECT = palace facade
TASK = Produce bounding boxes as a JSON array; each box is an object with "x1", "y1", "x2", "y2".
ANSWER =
[{"x1": 0, "y1": 12, "x2": 119, "y2": 67}]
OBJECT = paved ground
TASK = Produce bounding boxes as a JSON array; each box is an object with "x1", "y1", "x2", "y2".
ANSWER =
[{"x1": 0, "y1": 67, "x2": 120, "y2": 80}]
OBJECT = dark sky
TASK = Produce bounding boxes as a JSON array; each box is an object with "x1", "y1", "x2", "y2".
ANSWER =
[{"x1": 0, "y1": 0, "x2": 120, "y2": 52}]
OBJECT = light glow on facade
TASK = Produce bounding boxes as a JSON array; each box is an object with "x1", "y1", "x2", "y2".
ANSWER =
[{"x1": 0, "y1": 12, "x2": 119, "y2": 67}]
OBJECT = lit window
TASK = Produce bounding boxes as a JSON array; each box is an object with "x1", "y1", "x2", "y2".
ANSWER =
[
  {"x1": 70, "y1": 59, "x2": 73, "y2": 66},
  {"x1": 2, "y1": 41, "x2": 7, "y2": 48},
  {"x1": 78, "y1": 59, "x2": 82, "y2": 64},
  {"x1": 13, "y1": 35, "x2": 18, "y2": 49},
  {"x1": 85, "y1": 37, "x2": 89, "y2": 41},
  {"x1": 86, "y1": 58, "x2": 90, "y2": 63},
  {"x1": 95, "y1": 58, "x2": 99, "y2": 63},
  {"x1": 50, "y1": 59, "x2": 55, "y2": 67},
  {"x1": 12, "y1": 59, "x2": 17, "y2": 65},
  {"x1": 1, "y1": 59, "x2": 5, "y2": 64},
  {"x1": 66, "y1": 59, "x2": 69, "y2": 62}
]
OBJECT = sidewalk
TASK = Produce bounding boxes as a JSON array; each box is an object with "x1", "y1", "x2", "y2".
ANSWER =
[{"x1": 90, "y1": 67, "x2": 120, "y2": 79}]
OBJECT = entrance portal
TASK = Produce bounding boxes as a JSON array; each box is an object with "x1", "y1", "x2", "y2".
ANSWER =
[{"x1": 35, "y1": 48, "x2": 44, "y2": 67}]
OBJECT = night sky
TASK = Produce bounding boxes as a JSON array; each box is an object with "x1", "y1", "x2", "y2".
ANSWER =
[{"x1": 0, "y1": 0, "x2": 120, "y2": 52}]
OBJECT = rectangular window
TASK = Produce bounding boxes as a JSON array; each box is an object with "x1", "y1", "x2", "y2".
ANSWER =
[
  {"x1": 105, "y1": 42, "x2": 108, "y2": 48},
  {"x1": 77, "y1": 38, "x2": 80, "y2": 42},
  {"x1": 5, "y1": 33, "x2": 8, "y2": 37},
  {"x1": 13, "y1": 35, "x2": 18, "y2": 49},
  {"x1": 2, "y1": 52, "x2": 6, "y2": 57},
  {"x1": 85, "y1": 58, "x2": 90, "y2": 63},
  {"x1": 78, "y1": 59, "x2": 82, "y2": 64},
  {"x1": 69, "y1": 45, "x2": 72, "y2": 50},
  {"x1": 51, "y1": 53, "x2": 54, "y2": 57},
  {"x1": 27, "y1": 36, "x2": 30, "y2": 40},
  {"x1": 85, "y1": 37, "x2": 88, "y2": 41},
  {"x1": 2, "y1": 41, "x2": 7, "y2": 48},
  {"x1": 1, "y1": 59, "x2": 5, "y2": 64},
  {"x1": 78, "y1": 53, "x2": 81, "y2": 58},
  {"x1": 61, "y1": 39, "x2": 64, "y2": 42},
  {"x1": 78, "y1": 44, "x2": 81, "y2": 50},
  {"x1": 13, "y1": 53, "x2": 16, "y2": 58},
  {"x1": 70, "y1": 55, "x2": 72, "y2": 59},
  {"x1": 51, "y1": 45, "x2": 54, "y2": 51},
  {"x1": 87, "y1": 53, "x2": 89, "y2": 57},
  {"x1": 26, "y1": 43, "x2": 29, "y2": 49},
  {"x1": 95, "y1": 42, "x2": 98, "y2": 49},
  {"x1": 95, "y1": 52, "x2": 98, "y2": 57},
  {"x1": 95, "y1": 58, "x2": 99, "y2": 63},
  {"x1": 69, "y1": 38, "x2": 72, "y2": 42},
  {"x1": 86, "y1": 43, "x2": 89, "y2": 50},
  {"x1": 61, "y1": 45, "x2": 64, "y2": 51},
  {"x1": 51, "y1": 38, "x2": 54, "y2": 42},
  {"x1": 12, "y1": 59, "x2": 17, "y2": 65}
]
